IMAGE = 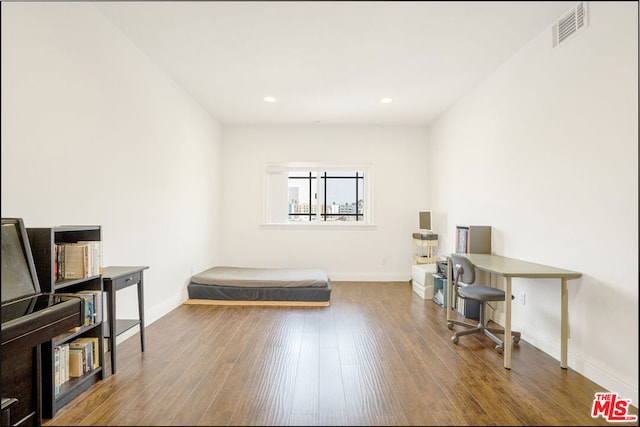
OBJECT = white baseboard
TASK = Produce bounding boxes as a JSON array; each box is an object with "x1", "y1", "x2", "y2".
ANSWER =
[
  {"x1": 328, "y1": 271, "x2": 411, "y2": 282},
  {"x1": 522, "y1": 329, "x2": 638, "y2": 408}
]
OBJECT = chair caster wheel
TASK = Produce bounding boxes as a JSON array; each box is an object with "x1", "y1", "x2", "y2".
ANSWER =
[
  {"x1": 495, "y1": 345, "x2": 504, "y2": 354},
  {"x1": 447, "y1": 322, "x2": 454, "y2": 330},
  {"x1": 451, "y1": 336, "x2": 459, "y2": 344},
  {"x1": 513, "y1": 336, "x2": 520, "y2": 344}
]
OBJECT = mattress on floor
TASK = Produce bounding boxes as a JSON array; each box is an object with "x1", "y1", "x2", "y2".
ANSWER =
[{"x1": 187, "y1": 266, "x2": 331, "y2": 302}]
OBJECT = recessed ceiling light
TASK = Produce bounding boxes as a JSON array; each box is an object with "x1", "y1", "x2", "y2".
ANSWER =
[
  {"x1": 380, "y1": 98, "x2": 392, "y2": 104},
  {"x1": 264, "y1": 96, "x2": 276, "y2": 103}
]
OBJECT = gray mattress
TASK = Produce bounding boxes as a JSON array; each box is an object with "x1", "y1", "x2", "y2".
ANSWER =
[{"x1": 187, "y1": 266, "x2": 331, "y2": 302}]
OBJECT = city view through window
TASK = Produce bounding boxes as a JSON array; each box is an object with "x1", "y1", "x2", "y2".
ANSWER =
[{"x1": 288, "y1": 171, "x2": 364, "y2": 222}]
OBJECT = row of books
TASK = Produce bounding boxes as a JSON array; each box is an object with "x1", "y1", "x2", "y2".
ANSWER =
[
  {"x1": 54, "y1": 241, "x2": 102, "y2": 281},
  {"x1": 449, "y1": 280, "x2": 482, "y2": 320},
  {"x1": 456, "y1": 227, "x2": 470, "y2": 253},
  {"x1": 434, "y1": 279, "x2": 478, "y2": 317},
  {"x1": 76, "y1": 290, "x2": 103, "y2": 327},
  {"x1": 432, "y1": 274, "x2": 447, "y2": 307},
  {"x1": 54, "y1": 337, "x2": 100, "y2": 396}
]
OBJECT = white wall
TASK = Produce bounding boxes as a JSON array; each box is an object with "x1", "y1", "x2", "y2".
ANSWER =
[
  {"x1": 220, "y1": 125, "x2": 430, "y2": 281},
  {"x1": 1, "y1": 3, "x2": 223, "y2": 335},
  {"x1": 428, "y1": 2, "x2": 638, "y2": 405}
]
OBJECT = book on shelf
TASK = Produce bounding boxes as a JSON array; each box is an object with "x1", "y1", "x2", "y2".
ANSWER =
[
  {"x1": 58, "y1": 343, "x2": 70, "y2": 385},
  {"x1": 69, "y1": 339, "x2": 93, "y2": 374},
  {"x1": 433, "y1": 289, "x2": 444, "y2": 306},
  {"x1": 53, "y1": 343, "x2": 71, "y2": 394},
  {"x1": 62, "y1": 244, "x2": 85, "y2": 279},
  {"x1": 55, "y1": 244, "x2": 64, "y2": 281},
  {"x1": 73, "y1": 337, "x2": 100, "y2": 370},
  {"x1": 75, "y1": 293, "x2": 94, "y2": 327},
  {"x1": 68, "y1": 349, "x2": 84, "y2": 377},
  {"x1": 77, "y1": 290, "x2": 103, "y2": 324},
  {"x1": 456, "y1": 227, "x2": 469, "y2": 253},
  {"x1": 54, "y1": 346, "x2": 61, "y2": 396},
  {"x1": 455, "y1": 295, "x2": 464, "y2": 314},
  {"x1": 54, "y1": 244, "x2": 59, "y2": 281},
  {"x1": 77, "y1": 241, "x2": 102, "y2": 276},
  {"x1": 57, "y1": 241, "x2": 103, "y2": 280}
]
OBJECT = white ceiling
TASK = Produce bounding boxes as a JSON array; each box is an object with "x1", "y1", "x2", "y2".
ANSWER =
[{"x1": 94, "y1": 1, "x2": 577, "y2": 126}]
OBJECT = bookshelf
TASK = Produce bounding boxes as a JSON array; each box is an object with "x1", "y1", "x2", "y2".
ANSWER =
[{"x1": 26, "y1": 226, "x2": 104, "y2": 419}]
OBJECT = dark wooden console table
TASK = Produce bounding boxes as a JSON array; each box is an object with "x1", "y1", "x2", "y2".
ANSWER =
[{"x1": 102, "y1": 266, "x2": 149, "y2": 375}]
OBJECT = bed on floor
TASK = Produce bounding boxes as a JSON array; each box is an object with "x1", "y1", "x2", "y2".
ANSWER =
[{"x1": 185, "y1": 266, "x2": 332, "y2": 306}]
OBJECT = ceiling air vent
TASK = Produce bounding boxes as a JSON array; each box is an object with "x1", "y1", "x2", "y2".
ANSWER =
[{"x1": 552, "y1": 2, "x2": 588, "y2": 47}]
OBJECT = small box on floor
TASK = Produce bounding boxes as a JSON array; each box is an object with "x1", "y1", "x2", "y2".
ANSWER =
[{"x1": 411, "y1": 263, "x2": 437, "y2": 299}]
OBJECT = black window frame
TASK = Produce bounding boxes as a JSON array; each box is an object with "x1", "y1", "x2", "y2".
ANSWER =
[{"x1": 287, "y1": 171, "x2": 364, "y2": 222}]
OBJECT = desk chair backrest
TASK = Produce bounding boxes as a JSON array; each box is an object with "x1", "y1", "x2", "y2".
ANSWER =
[{"x1": 451, "y1": 253, "x2": 476, "y2": 285}]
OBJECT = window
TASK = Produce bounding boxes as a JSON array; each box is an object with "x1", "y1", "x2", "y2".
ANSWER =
[
  {"x1": 264, "y1": 163, "x2": 373, "y2": 227},
  {"x1": 288, "y1": 171, "x2": 365, "y2": 222}
]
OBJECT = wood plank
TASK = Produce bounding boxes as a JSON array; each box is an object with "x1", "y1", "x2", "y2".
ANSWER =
[{"x1": 184, "y1": 298, "x2": 330, "y2": 307}]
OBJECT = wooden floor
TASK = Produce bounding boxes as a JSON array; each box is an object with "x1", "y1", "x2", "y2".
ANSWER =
[{"x1": 44, "y1": 281, "x2": 638, "y2": 426}]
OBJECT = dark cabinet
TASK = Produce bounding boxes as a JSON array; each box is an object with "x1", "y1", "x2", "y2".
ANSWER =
[{"x1": 26, "y1": 226, "x2": 104, "y2": 419}]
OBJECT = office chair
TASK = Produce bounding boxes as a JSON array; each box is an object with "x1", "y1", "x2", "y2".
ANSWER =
[{"x1": 447, "y1": 253, "x2": 521, "y2": 354}]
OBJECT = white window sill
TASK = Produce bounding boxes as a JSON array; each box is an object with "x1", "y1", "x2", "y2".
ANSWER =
[{"x1": 260, "y1": 223, "x2": 377, "y2": 231}]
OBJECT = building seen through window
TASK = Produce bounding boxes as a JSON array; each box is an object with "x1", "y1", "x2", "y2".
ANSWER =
[{"x1": 287, "y1": 171, "x2": 364, "y2": 222}]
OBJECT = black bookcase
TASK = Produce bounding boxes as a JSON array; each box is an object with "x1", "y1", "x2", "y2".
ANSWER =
[{"x1": 26, "y1": 226, "x2": 104, "y2": 419}]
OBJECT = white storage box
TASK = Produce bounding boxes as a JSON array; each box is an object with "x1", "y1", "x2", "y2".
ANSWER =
[{"x1": 411, "y1": 263, "x2": 437, "y2": 299}]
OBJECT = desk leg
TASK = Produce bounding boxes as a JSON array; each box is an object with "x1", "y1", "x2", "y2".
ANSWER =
[
  {"x1": 504, "y1": 277, "x2": 512, "y2": 370},
  {"x1": 561, "y1": 278, "x2": 568, "y2": 369},
  {"x1": 108, "y1": 286, "x2": 117, "y2": 375},
  {"x1": 137, "y1": 278, "x2": 145, "y2": 353},
  {"x1": 446, "y1": 257, "x2": 452, "y2": 322}
]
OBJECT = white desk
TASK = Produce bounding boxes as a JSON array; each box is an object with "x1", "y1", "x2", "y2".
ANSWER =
[{"x1": 446, "y1": 253, "x2": 582, "y2": 369}]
